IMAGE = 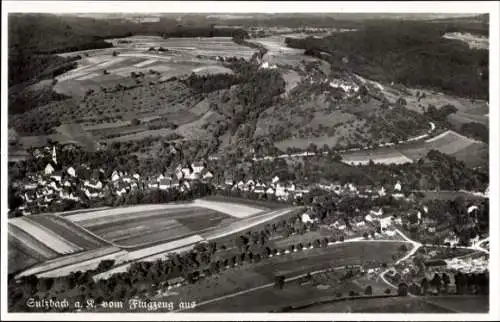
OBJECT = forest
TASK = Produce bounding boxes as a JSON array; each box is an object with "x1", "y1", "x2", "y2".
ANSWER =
[{"x1": 285, "y1": 20, "x2": 488, "y2": 99}]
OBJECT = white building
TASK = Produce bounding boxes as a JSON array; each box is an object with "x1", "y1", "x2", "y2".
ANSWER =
[
  {"x1": 44, "y1": 163, "x2": 55, "y2": 175},
  {"x1": 301, "y1": 213, "x2": 314, "y2": 224},
  {"x1": 67, "y1": 167, "x2": 76, "y2": 177}
]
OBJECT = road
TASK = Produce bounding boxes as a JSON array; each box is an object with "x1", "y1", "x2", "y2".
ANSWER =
[
  {"x1": 173, "y1": 226, "x2": 487, "y2": 311},
  {"x1": 174, "y1": 236, "x2": 408, "y2": 312},
  {"x1": 378, "y1": 229, "x2": 489, "y2": 295},
  {"x1": 251, "y1": 122, "x2": 438, "y2": 163}
]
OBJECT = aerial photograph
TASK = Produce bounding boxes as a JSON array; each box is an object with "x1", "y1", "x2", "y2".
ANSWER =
[{"x1": 2, "y1": 1, "x2": 495, "y2": 318}]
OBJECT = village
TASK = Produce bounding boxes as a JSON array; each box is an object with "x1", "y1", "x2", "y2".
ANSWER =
[{"x1": 12, "y1": 144, "x2": 408, "y2": 217}]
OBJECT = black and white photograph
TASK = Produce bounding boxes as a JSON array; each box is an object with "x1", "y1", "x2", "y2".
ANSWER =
[{"x1": 1, "y1": 1, "x2": 499, "y2": 320}]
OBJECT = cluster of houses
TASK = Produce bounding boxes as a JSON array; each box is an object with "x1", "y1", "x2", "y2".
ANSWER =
[
  {"x1": 218, "y1": 174, "x2": 311, "y2": 201},
  {"x1": 11, "y1": 147, "x2": 217, "y2": 215},
  {"x1": 444, "y1": 256, "x2": 489, "y2": 274}
]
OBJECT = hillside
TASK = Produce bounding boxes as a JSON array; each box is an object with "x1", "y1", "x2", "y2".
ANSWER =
[{"x1": 285, "y1": 19, "x2": 488, "y2": 99}]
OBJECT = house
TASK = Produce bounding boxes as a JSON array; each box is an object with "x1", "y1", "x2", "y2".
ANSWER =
[
  {"x1": 85, "y1": 179, "x2": 103, "y2": 190},
  {"x1": 467, "y1": 205, "x2": 479, "y2": 214},
  {"x1": 44, "y1": 163, "x2": 55, "y2": 175},
  {"x1": 51, "y1": 171, "x2": 63, "y2": 182},
  {"x1": 191, "y1": 162, "x2": 205, "y2": 174},
  {"x1": 201, "y1": 170, "x2": 213, "y2": 180},
  {"x1": 66, "y1": 167, "x2": 76, "y2": 178},
  {"x1": 181, "y1": 165, "x2": 193, "y2": 178},
  {"x1": 272, "y1": 176, "x2": 280, "y2": 184},
  {"x1": 365, "y1": 214, "x2": 374, "y2": 222},
  {"x1": 394, "y1": 181, "x2": 402, "y2": 192},
  {"x1": 379, "y1": 216, "x2": 392, "y2": 229},
  {"x1": 116, "y1": 187, "x2": 127, "y2": 196},
  {"x1": 159, "y1": 178, "x2": 172, "y2": 190},
  {"x1": 111, "y1": 170, "x2": 121, "y2": 182},
  {"x1": 286, "y1": 183, "x2": 296, "y2": 192},
  {"x1": 224, "y1": 178, "x2": 234, "y2": 187},
  {"x1": 370, "y1": 208, "x2": 384, "y2": 217},
  {"x1": 266, "y1": 187, "x2": 275, "y2": 195},
  {"x1": 254, "y1": 183, "x2": 266, "y2": 194},
  {"x1": 148, "y1": 179, "x2": 159, "y2": 189},
  {"x1": 355, "y1": 221, "x2": 366, "y2": 227},
  {"x1": 237, "y1": 180, "x2": 245, "y2": 190},
  {"x1": 133, "y1": 173, "x2": 140, "y2": 181},
  {"x1": 275, "y1": 183, "x2": 287, "y2": 197},
  {"x1": 378, "y1": 186, "x2": 386, "y2": 197},
  {"x1": 23, "y1": 183, "x2": 37, "y2": 190},
  {"x1": 49, "y1": 181, "x2": 62, "y2": 192},
  {"x1": 301, "y1": 213, "x2": 314, "y2": 224}
]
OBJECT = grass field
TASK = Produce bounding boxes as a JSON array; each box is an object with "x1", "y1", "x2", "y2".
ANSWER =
[
  {"x1": 8, "y1": 214, "x2": 110, "y2": 274},
  {"x1": 152, "y1": 241, "x2": 406, "y2": 311},
  {"x1": 81, "y1": 206, "x2": 231, "y2": 248},
  {"x1": 15, "y1": 246, "x2": 126, "y2": 279}
]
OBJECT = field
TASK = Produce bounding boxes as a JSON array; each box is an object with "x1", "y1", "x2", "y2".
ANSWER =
[
  {"x1": 54, "y1": 36, "x2": 254, "y2": 97},
  {"x1": 291, "y1": 296, "x2": 456, "y2": 313},
  {"x1": 151, "y1": 241, "x2": 408, "y2": 312},
  {"x1": 202, "y1": 195, "x2": 288, "y2": 210},
  {"x1": 11, "y1": 201, "x2": 303, "y2": 279},
  {"x1": 8, "y1": 214, "x2": 109, "y2": 274},
  {"x1": 77, "y1": 206, "x2": 233, "y2": 248},
  {"x1": 339, "y1": 130, "x2": 486, "y2": 167}
]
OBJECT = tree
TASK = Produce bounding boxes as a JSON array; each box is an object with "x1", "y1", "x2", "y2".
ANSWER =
[
  {"x1": 430, "y1": 273, "x2": 442, "y2": 294},
  {"x1": 274, "y1": 275, "x2": 285, "y2": 290},
  {"x1": 384, "y1": 288, "x2": 392, "y2": 295},
  {"x1": 112, "y1": 51, "x2": 119, "y2": 57},
  {"x1": 421, "y1": 277, "x2": 429, "y2": 295},
  {"x1": 130, "y1": 118, "x2": 140, "y2": 126},
  {"x1": 363, "y1": 232, "x2": 369, "y2": 239},
  {"x1": 442, "y1": 273, "x2": 450, "y2": 293},
  {"x1": 364, "y1": 285, "x2": 373, "y2": 296},
  {"x1": 398, "y1": 283, "x2": 408, "y2": 296}
]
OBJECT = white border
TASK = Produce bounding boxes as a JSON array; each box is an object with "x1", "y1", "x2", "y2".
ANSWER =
[{"x1": 1, "y1": 1, "x2": 499, "y2": 321}]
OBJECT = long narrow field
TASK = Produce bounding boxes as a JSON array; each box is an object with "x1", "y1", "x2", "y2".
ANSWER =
[
  {"x1": 340, "y1": 130, "x2": 486, "y2": 167},
  {"x1": 15, "y1": 246, "x2": 126, "y2": 279},
  {"x1": 8, "y1": 214, "x2": 111, "y2": 274},
  {"x1": 9, "y1": 217, "x2": 83, "y2": 254}
]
